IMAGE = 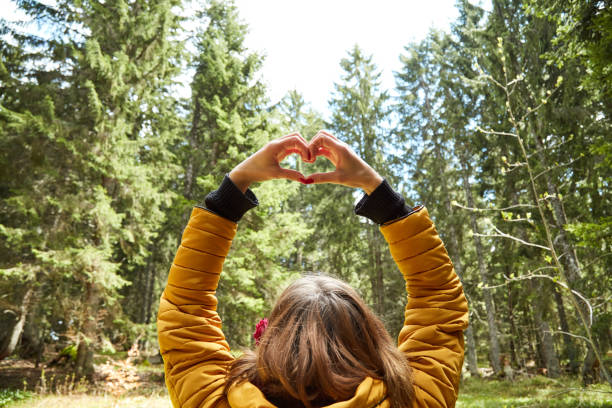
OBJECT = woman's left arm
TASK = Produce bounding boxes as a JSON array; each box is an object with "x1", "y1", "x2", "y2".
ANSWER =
[
  {"x1": 157, "y1": 206, "x2": 237, "y2": 408},
  {"x1": 157, "y1": 134, "x2": 311, "y2": 408}
]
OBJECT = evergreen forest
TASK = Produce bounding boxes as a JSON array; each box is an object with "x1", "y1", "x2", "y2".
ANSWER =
[{"x1": 1, "y1": 0, "x2": 611, "y2": 403}]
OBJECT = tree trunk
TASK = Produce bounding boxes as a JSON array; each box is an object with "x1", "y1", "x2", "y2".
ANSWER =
[
  {"x1": 432, "y1": 134, "x2": 480, "y2": 377},
  {"x1": 184, "y1": 98, "x2": 201, "y2": 201},
  {"x1": 449, "y1": 245, "x2": 479, "y2": 378},
  {"x1": 375, "y1": 241, "x2": 384, "y2": 317},
  {"x1": 442, "y1": 205, "x2": 480, "y2": 377},
  {"x1": 530, "y1": 281, "x2": 561, "y2": 378},
  {"x1": 75, "y1": 282, "x2": 98, "y2": 380},
  {"x1": 460, "y1": 160, "x2": 502, "y2": 375},
  {"x1": 530, "y1": 128, "x2": 612, "y2": 384},
  {"x1": 524, "y1": 311, "x2": 540, "y2": 368},
  {"x1": 145, "y1": 264, "x2": 155, "y2": 324},
  {"x1": 369, "y1": 228, "x2": 384, "y2": 316},
  {"x1": 553, "y1": 285, "x2": 580, "y2": 374},
  {"x1": 507, "y1": 283, "x2": 521, "y2": 369},
  {"x1": 0, "y1": 286, "x2": 34, "y2": 360}
]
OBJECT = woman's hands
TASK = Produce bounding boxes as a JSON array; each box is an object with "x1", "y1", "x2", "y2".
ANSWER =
[
  {"x1": 229, "y1": 133, "x2": 313, "y2": 193},
  {"x1": 228, "y1": 131, "x2": 382, "y2": 195},
  {"x1": 307, "y1": 131, "x2": 383, "y2": 195}
]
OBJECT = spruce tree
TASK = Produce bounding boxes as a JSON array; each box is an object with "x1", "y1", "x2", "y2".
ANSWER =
[
  {"x1": 325, "y1": 45, "x2": 405, "y2": 334},
  {"x1": 0, "y1": 0, "x2": 183, "y2": 376},
  {"x1": 183, "y1": 1, "x2": 311, "y2": 346}
]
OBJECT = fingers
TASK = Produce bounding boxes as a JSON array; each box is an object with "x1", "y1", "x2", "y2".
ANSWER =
[
  {"x1": 308, "y1": 131, "x2": 344, "y2": 163},
  {"x1": 306, "y1": 171, "x2": 341, "y2": 185},
  {"x1": 315, "y1": 130, "x2": 338, "y2": 140},
  {"x1": 275, "y1": 133, "x2": 312, "y2": 162},
  {"x1": 276, "y1": 167, "x2": 306, "y2": 183}
]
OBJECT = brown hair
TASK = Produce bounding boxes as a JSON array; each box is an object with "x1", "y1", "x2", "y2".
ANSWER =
[{"x1": 224, "y1": 275, "x2": 414, "y2": 408}]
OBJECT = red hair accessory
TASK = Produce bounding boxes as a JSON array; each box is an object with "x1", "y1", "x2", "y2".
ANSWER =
[{"x1": 253, "y1": 318, "x2": 268, "y2": 345}]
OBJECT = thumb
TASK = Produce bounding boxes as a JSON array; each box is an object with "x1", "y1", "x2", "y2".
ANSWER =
[
  {"x1": 306, "y1": 171, "x2": 341, "y2": 185},
  {"x1": 276, "y1": 168, "x2": 306, "y2": 182}
]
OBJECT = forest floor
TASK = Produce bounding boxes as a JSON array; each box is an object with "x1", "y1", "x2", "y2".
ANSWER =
[
  {"x1": 458, "y1": 375, "x2": 611, "y2": 408},
  {"x1": 1, "y1": 357, "x2": 611, "y2": 407}
]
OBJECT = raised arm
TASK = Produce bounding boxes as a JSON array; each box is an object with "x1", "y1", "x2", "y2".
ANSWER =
[
  {"x1": 309, "y1": 131, "x2": 469, "y2": 408},
  {"x1": 157, "y1": 134, "x2": 312, "y2": 408},
  {"x1": 381, "y1": 208, "x2": 468, "y2": 407}
]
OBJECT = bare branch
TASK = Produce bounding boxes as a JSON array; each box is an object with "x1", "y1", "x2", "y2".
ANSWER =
[
  {"x1": 479, "y1": 272, "x2": 594, "y2": 326},
  {"x1": 534, "y1": 156, "x2": 583, "y2": 180},
  {"x1": 546, "y1": 330, "x2": 590, "y2": 344},
  {"x1": 518, "y1": 274, "x2": 593, "y2": 326},
  {"x1": 520, "y1": 87, "x2": 561, "y2": 123},
  {"x1": 526, "y1": 138, "x2": 573, "y2": 158},
  {"x1": 581, "y1": 253, "x2": 612, "y2": 270},
  {"x1": 474, "y1": 232, "x2": 550, "y2": 250},
  {"x1": 452, "y1": 202, "x2": 536, "y2": 212},
  {"x1": 530, "y1": 266, "x2": 558, "y2": 273},
  {"x1": 482, "y1": 73, "x2": 506, "y2": 90},
  {"x1": 474, "y1": 223, "x2": 551, "y2": 251},
  {"x1": 502, "y1": 217, "x2": 534, "y2": 224},
  {"x1": 476, "y1": 125, "x2": 518, "y2": 138},
  {"x1": 593, "y1": 295, "x2": 612, "y2": 310}
]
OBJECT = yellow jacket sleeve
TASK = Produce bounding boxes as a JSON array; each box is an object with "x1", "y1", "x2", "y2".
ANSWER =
[
  {"x1": 380, "y1": 206, "x2": 469, "y2": 408},
  {"x1": 157, "y1": 207, "x2": 237, "y2": 408}
]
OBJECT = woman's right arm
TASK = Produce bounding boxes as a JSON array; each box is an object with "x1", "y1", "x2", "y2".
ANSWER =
[
  {"x1": 380, "y1": 208, "x2": 468, "y2": 407},
  {"x1": 308, "y1": 132, "x2": 469, "y2": 407}
]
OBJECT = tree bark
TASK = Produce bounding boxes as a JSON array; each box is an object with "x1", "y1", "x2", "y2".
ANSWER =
[
  {"x1": 0, "y1": 286, "x2": 34, "y2": 360},
  {"x1": 506, "y1": 283, "x2": 521, "y2": 369},
  {"x1": 145, "y1": 264, "x2": 155, "y2": 324},
  {"x1": 429, "y1": 131, "x2": 480, "y2": 377},
  {"x1": 529, "y1": 281, "x2": 561, "y2": 378},
  {"x1": 531, "y1": 128, "x2": 582, "y2": 290},
  {"x1": 75, "y1": 282, "x2": 98, "y2": 380},
  {"x1": 368, "y1": 228, "x2": 385, "y2": 316},
  {"x1": 553, "y1": 285, "x2": 580, "y2": 374},
  {"x1": 439, "y1": 182, "x2": 480, "y2": 376},
  {"x1": 460, "y1": 159, "x2": 502, "y2": 375},
  {"x1": 530, "y1": 127, "x2": 611, "y2": 384}
]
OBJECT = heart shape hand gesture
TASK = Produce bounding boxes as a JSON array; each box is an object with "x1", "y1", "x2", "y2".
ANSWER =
[{"x1": 229, "y1": 131, "x2": 383, "y2": 195}]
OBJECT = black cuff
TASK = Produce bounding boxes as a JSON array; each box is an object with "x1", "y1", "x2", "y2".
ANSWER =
[
  {"x1": 354, "y1": 179, "x2": 411, "y2": 225},
  {"x1": 201, "y1": 175, "x2": 258, "y2": 222}
]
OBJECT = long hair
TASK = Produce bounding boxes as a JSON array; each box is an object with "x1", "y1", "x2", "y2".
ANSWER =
[{"x1": 224, "y1": 275, "x2": 414, "y2": 408}]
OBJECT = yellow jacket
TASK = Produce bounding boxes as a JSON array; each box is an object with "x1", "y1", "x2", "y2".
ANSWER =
[{"x1": 157, "y1": 206, "x2": 468, "y2": 408}]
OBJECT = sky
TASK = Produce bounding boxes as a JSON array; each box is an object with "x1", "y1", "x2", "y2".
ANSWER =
[
  {"x1": 0, "y1": 0, "x2": 480, "y2": 116},
  {"x1": 233, "y1": 0, "x2": 462, "y2": 115}
]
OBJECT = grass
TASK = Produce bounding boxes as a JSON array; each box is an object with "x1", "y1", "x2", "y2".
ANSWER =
[
  {"x1": 5, "y1": 394, "x2": 171, "y2": 408},
  {"x1": 2, "y1": 371, "x2": 610, "y2": 407},
  {"x1": 457, "y1": 375, "x2": 612, "y2": 408}
]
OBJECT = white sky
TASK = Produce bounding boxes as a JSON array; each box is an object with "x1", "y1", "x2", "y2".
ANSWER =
[
  {"x1": 234, "y1": 0, "x2": 461, "y2": 115},
  {"x1": 1, "y1": 0, "x2": 483, "y2": 117}
]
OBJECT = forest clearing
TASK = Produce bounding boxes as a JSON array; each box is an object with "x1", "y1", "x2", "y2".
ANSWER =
[{"x1": 1, "y1": 0, "x2": 610, "y2": 406}]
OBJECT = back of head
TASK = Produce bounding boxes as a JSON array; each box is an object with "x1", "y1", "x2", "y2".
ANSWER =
[{"x1": 225, "y1": 275, "x2": 414, "y2": 408}]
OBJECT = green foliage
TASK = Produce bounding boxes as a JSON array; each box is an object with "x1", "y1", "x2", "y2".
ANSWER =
[
  {"x1": 0, "y1": 390, "x2": 32, "y2": 407},
  {"x1": 59, "y1": 345, "x2": 77, "y2": 361}
]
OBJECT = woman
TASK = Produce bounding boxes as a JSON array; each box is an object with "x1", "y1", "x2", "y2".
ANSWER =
[{"x1": 157, "y1": 131, "x2": 469, "y2": 408}]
